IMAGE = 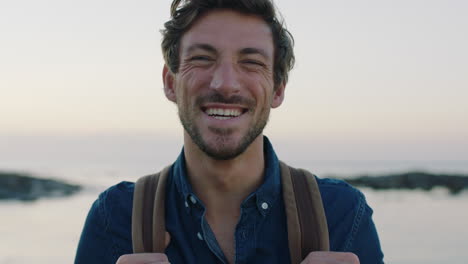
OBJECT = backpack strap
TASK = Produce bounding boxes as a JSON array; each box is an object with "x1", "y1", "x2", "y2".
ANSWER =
[
  {"x1": 132, "y1": 162, "x2": 329, "y2": 263},
  {"x1": 132, "y1": 165, "x2": 171, "y2": 253},
  {"x1": 280, "y1": 161, "x2": 329, "y2": 263}
]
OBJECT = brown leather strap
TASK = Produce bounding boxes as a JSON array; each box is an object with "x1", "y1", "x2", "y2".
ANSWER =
[
  {"x1": 290, "y1": 166, "x2": 330, "y2": 256},
  {"x1": 151, "y1": 166, "x2": 170, "y2": 252},
  {"x1": 280, "y1": 161, "x2": 302, "y2": 264},
  {"x1": 132, "y1": 166, "x2": 171, "y2": 253},
  {"x1": 132, "y1": 173, "x2": 156, "y2": 253},
  {"x1": 280, "y1": 161, "x2": 329, "y2": 263}
]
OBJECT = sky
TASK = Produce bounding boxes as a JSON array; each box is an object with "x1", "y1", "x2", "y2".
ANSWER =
[{"x1": 1, "y1": 0, "x2": 467, "y2": 163}]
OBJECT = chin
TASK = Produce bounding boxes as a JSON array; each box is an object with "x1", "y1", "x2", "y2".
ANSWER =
[{"x1": 201, "y1": 135, "x2": 245, "y2": 160}]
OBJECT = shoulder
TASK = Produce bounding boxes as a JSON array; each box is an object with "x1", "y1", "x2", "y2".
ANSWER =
[
  {"x1": 96, "y1": 181, "x2": 135, "y2": 224},
  {"x1": 315, "y1": 177, "x2": 373, "y2": 251},
  {"x1": 76, "y1": 182, "x2": 135, "y2": 263},
  {"x1": 316, "y1": 176, "x2": 370, "y2": 221},
  {"x1": 316, "y1": 177, "x2": 367, "y2": 213},
  {"x1": 96, "y1": 181, "x2": 135, "y2": 250},
  {"x1": 98, "y1": 181, "x2": 135, "y2": 205}
]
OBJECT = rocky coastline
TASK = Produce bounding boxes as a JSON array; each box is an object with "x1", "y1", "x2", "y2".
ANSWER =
[
  {"x1": 0, "y1": 171, "x2": 82, "y2": 201},
  {"x1": 341, "y1": 171, "x2": 468, "y2": 194}
]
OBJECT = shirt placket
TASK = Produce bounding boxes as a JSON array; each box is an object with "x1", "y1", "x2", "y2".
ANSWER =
[
  {"x1": 201, "y1": 214, "x2": 229, "y2": 264},
  {"x1": 234, "y1": 206, "x2": 256, "y2": 264},
  {"x1": 186, "y1": 193, "x2": 229, "y2": 264}
]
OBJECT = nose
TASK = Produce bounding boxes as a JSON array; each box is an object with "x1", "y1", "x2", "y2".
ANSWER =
[{"x1": 209, "y1": 60, "x2": 241, "y2": 95}]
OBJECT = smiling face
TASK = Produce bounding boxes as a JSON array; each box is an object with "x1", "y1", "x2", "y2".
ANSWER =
[{"x1": 164, "y1": 10, "x2": 285, "y2": 160}]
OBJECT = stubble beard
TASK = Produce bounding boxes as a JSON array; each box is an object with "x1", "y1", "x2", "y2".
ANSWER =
[{"x1": 178, "y1": 96, "x2": 270, "y2": 161}]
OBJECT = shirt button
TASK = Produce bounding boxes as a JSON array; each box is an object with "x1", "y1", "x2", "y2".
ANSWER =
[
  {"x1": 241, "y1": 231, "x2": 247, "y2": 240},
  {"x1": 189, "y1": 195, "x2": 197, "y2": 205},
  {"x1": 197, "y1": 232, "x2": 204, "y2": 241},
  {"x1": 261, "y1": 202, "x2": 269, "y2": 210}
]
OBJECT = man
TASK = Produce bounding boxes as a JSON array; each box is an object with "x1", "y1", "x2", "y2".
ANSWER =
[{"x1": 75, "y1": 0, "x2": 384, "y2": 263}]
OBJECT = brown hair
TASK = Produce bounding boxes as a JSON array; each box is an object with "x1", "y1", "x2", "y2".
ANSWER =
[{"x1": 161, "y1": 0, "x2": 295, "y2": 87}]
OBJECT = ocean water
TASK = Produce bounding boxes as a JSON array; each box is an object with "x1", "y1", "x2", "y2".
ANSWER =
[{"x1": 1, "y1": 158, "x2": 468, "y2": 263}]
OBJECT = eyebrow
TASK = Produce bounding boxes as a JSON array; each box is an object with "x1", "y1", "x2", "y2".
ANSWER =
[{"x1": 185, "y1": 43, "x2": 217, "y2": 55}]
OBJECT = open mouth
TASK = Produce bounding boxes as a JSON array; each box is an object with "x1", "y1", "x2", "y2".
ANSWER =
[{"x1": 202, "y1": 107, "x2": 248, "y2": 120}]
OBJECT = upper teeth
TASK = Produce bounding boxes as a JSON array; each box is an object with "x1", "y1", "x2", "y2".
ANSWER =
[{"x1": 205, "y1": 108, "x2": 242, "y2": 117}]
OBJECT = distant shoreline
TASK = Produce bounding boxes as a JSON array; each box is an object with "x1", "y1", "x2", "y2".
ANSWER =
[
  {"x1": 2, "y1": 170, "x2": 468, "y2": 202},
  {"x1": 336, "y1": 171, "x2": 468, "y2": 194},
  {"x1": 0, "y1": 171, "x2": 82, "y2": 202}
]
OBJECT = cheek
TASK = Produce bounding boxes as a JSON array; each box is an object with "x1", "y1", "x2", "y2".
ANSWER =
[
  {"x1": 175, "y1": 72, "x2": 207, "y2": 106},
  {"x1": 249, "y1": 75, "x2": 275, "y2": 104},
  {"x1": 179, "y1": 68, "x2": 211, "y2": 90},
  {"x1": 246, "y1": 67, "x2": 275, "y2": 88}
]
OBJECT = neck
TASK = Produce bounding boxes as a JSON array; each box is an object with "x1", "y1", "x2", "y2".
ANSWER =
[{"x1": 183, "y1": 134, "x2": 265, "y2": 211}]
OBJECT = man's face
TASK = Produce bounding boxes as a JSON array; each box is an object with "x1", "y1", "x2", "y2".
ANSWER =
[{"x1": 164, "y1": 10, "x2": 285, "y2": 160}]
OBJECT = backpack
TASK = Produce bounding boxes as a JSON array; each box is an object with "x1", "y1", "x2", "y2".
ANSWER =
[{"x1": 132, "y1": 161, "x2": 329, "y2": 263}]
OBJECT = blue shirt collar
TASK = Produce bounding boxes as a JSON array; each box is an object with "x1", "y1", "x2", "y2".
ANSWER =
[{"x1": 172, "y1": 136, "x2": 281, "y2": 216}]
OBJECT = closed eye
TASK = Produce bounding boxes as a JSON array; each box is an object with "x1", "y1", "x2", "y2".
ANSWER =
[
  {"x1": 189, "y1": 55, "x2": 213, "y2": 61},
  {"x1": 241, "y1": 59, "x2": 266, "y2": 67}
]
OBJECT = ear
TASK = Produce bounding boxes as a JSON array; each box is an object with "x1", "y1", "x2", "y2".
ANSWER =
[
  {"x1": 163, "y1": 65, "x2": 177, "y2": 103},
  {"x1": 271, "y1": 82, "x2": 286, "y2": 108}
]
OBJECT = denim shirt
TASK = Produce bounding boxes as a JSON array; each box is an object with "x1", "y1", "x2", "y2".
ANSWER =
[{"x1": 75, "y1": 138, "x2": 384, "y2": 264}]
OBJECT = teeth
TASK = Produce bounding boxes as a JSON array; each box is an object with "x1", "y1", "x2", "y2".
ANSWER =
[
  {"x1": 205, "y1": 108, "x2": 241, "y2": 117},
  {"x1": 213, "y1": 116, "x2": 231, "y2": 120}
]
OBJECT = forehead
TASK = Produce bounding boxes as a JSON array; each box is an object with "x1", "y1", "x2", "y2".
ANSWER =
[{"x1": 180, "y1": 10, "x2": 274, "y2": 56}]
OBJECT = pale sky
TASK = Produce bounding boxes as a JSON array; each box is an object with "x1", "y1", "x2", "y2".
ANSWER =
[{"x1": 1, "y1": 0, "x2": 467, "y2": 161}]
